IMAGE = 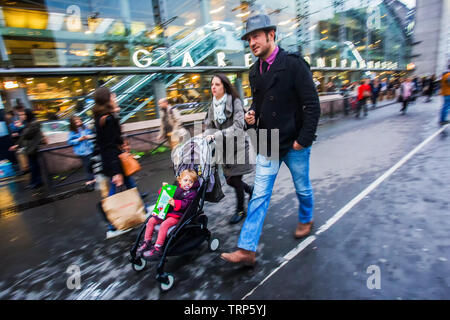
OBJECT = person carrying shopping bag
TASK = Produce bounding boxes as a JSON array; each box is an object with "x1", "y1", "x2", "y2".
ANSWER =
[{"x1": 93, "y1": 87, "x2": 144, "y2": 238}]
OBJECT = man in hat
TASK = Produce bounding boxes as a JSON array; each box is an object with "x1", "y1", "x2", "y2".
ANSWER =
[{"x1": 221, "y1": 14, "x2": 321, "y2": 265}]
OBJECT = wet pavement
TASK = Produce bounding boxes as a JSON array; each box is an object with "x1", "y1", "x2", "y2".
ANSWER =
[{"x1": 0, "y1": 97, "x2": 448, "y2": 300}]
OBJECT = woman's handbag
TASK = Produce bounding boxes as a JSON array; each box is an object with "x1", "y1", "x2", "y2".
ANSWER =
[
  {"x1": 205, "y1": 166, "x2": 225, "y2": 203},
  {"x1": 101, "y1": 187, "x2": 146, "y2": 230},
  {"x1": 119, "y1": 152, "x2": 141, "y2": 176}
]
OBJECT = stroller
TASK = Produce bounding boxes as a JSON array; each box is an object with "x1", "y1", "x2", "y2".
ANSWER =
[{"x1": 128, "y1": 136, "x2": 220, "y2": 292}]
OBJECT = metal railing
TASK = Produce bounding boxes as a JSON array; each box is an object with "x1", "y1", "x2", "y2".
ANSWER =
[
  {"x1": 37, "y1": 118, "x2": 204, "y2": 192},
  {"x1": 38, "y1": 127, "x2": 166, "y2": 192}
]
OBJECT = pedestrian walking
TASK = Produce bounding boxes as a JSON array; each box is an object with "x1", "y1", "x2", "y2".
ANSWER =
[
  {"x1": 9, "y1": 109, "x2": 44, "y2": 189},
  {"x1": 204, "y1": 73, "x2": 255, "y2": 224},
  {"x1": 93, "y1": 87, "x2": 141, "y2": 238},
  {"x1": 340, "y1": 84, "x2": 351, "y2": 115},
  {"x1": 68, "y1": 116, "x2": 96, "y2": 188},
  {"x1": 439, "y1": 65, "x2": 450, "y2": 126},
  {"x1": 220, "y1": 14, "x2": 321, "y2": 265},
  {"x1": 380, "y1": 78, "x2": 387, "y2": 101},
  {"x1": 157, "y1": 98, "x2": 185, "y2": 150},
  {"x1": 370, "y1": 79, "x2": 381, "y2": 108},
  {"x1": 355, "y1": 78, "x2": 371, "y2": 118},
  {"x1": 425, "y1": 75, "x2": 436, "y2": 102},
  {"x1": 400, "y1": 78, "x2": 414, "y2": 114}
]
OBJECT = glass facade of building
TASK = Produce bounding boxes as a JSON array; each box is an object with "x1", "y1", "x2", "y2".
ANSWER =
[{"x1": 0, "y1": 0, "x2": 414, "y2": 122}]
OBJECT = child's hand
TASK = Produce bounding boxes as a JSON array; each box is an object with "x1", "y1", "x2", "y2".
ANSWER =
[
  {"x1": 168, "y1": 198, "x2": 175, "y2": 206},
  {"x1": 162, "y1": 182, "x2": 168, "y2": 186}
]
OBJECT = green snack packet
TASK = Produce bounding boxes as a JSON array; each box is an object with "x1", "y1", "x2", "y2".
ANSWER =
[{"x1": 152, "y1": 184, "x2": 177, "y2": 220}]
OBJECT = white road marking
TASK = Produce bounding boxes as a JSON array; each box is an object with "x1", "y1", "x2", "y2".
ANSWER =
[{"x1": 242, "y1": 124, "x2": 449, "y2": 300}]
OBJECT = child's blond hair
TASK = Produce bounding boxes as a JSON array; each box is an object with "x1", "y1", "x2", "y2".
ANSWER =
[{"x1": 178, "y1": 169, "x2": 198, "y2": 182}]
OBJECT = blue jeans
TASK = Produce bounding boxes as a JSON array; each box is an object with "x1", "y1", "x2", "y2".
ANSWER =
[
  {"x1": 440, "y1": 95, "x2": 450, "y2": 123},
  {"x1": 238, "y1": 147, "x2": 314, "y2": 252},
  {"x1": 108, "y1": 175, "x2": 137, "y2": 197}
]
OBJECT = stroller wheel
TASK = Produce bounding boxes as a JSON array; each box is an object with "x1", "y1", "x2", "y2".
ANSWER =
[
  {"x1": 159, "y1": 273, "x2": 175, "y2": 292},
  {"x1": 131, "y1": 258, "x2": 147, "y2": 272},
  {"x1": 209, "y1": 238, "x2": 220, "y2": 252}
]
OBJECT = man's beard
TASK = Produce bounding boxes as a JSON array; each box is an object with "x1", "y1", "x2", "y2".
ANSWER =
[{"x1": 253, "y1": 39, "x2": 271, "y2": 58}]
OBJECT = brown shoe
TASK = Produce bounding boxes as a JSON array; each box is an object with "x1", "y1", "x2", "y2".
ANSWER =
[
  {"x1": 220, "y1": 249, "x2": 256, "y2": 266},
  {"x1": 294, "y1": 220, "x2": 314, "y2": 239}
]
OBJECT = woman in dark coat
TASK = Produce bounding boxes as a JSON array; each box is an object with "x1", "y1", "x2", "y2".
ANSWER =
[
  {"x1": 204, "y1": 74, "x2": 255, "y2": 224},
  {"x1": 93, "y1": 87, "x2": 138, "y2": 237}
]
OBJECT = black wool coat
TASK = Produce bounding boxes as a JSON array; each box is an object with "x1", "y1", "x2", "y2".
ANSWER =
[
  {"x1": 247, "y1": 47, "x2": 321, "y2": 158},
  {"x1": 94, "y1": 113, "x2": 124, "y2": 177}
]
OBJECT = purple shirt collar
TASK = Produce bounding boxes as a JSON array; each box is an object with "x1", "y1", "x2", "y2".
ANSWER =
[{"x1": 259, "y1": 46, "x2": 279, "y2": 74}]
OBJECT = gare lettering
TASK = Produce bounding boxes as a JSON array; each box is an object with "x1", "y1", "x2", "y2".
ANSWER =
[
  {"x1": 132, "y1": 50, "x2": 236, "y2": 68},
  {"x1": 131, "y1": 48, "x2": 399, "y2": 70}
]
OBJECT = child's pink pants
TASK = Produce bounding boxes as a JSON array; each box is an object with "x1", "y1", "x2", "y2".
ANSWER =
[{"x1": 144, "y1": 216, "x2": 179, "y2": 246}]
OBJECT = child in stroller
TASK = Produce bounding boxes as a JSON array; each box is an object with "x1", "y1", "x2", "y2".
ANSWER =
[
  {"x1": 129, "y1": 136, "x2": 220, "y2": 292},
  {"x1": 137, "y1": 169, "x2": 200, "y2": 260}
]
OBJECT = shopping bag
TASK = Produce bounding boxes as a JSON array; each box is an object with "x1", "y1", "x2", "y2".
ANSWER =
[
  {"x1": 101, "y1": 187, "x2": 146, "y2": 230},
  {"x1": 119, "y1": 152, "x2": 141, "y2": 176},
  {"x1": 205, "y1": 167, "x2": 225, "y2": 203}
]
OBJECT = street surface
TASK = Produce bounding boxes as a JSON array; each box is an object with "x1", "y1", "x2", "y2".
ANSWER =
[{"x1": 0, "y1": 97, "x2": 448, "y2": 300}]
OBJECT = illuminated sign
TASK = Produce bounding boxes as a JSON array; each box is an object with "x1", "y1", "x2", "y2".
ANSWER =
[
  {"x1": 132, "y1": 49, "x2": 153, "y2": 68},
  {"x1": 181, "y1": 51, "x2": 195, "y2": 67},
  {"x1": 131, "y1": 49, "x2": 400, "y2": 70}
]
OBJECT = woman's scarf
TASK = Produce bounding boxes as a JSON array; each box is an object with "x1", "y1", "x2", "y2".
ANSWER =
[{"x1": 213, "y1": 93, "x2": 227, "y2": 124}]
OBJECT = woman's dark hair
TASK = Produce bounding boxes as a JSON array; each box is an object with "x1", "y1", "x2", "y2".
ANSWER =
[
  {"x1": 24, "y1": 108, "x2": 35, "y2": 123},
  {"x1": 69, "y1": 116, "x2": 83, "y2": 132},
  {"x1": 211, "y1": 73, "x2": 241, "y2": 101},
  {"x1": 92, "y1": 87, "x2": 113, "y2": 119}
]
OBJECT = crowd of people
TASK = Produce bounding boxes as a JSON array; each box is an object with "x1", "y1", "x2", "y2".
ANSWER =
[{"x1": 335, "y1": 73, "x2": 444, "y2": 118}]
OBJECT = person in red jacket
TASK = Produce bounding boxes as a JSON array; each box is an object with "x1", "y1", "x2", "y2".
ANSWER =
[
  {"x1": 138, "y1": 169, "x2": 199, "y2": 261},
  {"x1": 356, "y1": 78, "x2": 372, "y2": 118}
]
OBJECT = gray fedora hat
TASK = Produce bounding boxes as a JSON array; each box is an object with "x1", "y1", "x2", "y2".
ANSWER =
[{"x1": 241, "y1": 14, "x2": 277, "y2": 40}]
